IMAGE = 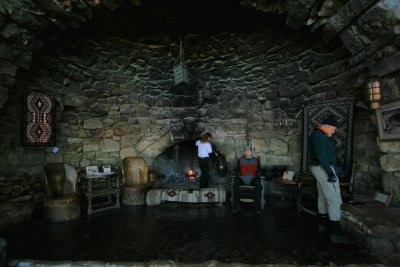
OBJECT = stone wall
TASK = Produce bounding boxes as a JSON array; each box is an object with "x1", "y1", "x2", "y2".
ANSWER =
[
  {"x1": 352, "y1": 110, "x2": 400, "y2": 205},
  {"x1": 0, "y1": 17, "x2": 356, "y2": 181},
  {"x1": 376, "y1": 68, "x2": 400, "y2": 205},
  {"x1": 0, "y1": 93, "x2": 48, "y2": 177},
  {"x1": 0, "y1": 94, "x2": 43, "y2": 232},
  {"x1": 378, "y1": 139, "x2": 400, "y2": 204},
  {"x1": 352, "y1": 110, "x2": 383, "y2": 194}
]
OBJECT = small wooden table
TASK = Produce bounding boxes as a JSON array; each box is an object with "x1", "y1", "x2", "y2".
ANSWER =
[
  {"x1": 82, "y1": 172, "x2": 121, "y2": 215},
  {"x1": 272, "y1": 178, "x2": 300, "y2": 203}
]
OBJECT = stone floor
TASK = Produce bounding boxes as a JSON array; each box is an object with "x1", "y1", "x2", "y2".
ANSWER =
[{"x1": 1, "y1": 199, "x2": 382, "y2": 266}]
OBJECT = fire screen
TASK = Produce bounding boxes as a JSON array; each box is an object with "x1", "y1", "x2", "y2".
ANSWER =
[
  {"x1": 22, "y1": 95, "x2": 56, "y2": 147},
  {"x1": 301, "y1": 99, "x2": 354, "y2": 178}
]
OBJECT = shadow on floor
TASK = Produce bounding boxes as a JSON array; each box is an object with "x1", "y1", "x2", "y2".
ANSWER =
[{"x1": 2, "y1": 199, "x2": 380, "y2": 265}]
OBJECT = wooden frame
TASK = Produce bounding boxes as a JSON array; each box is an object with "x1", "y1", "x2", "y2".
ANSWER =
[
  {"x1": 373, "y1": 191, "x2": 393, "y2": 207},
  {"x1": 376, "y1": 100, "x2": 400, "y2": 141}
]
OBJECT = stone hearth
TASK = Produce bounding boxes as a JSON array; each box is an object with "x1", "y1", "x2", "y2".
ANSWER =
[{"x1": 341, "y1": 201, "x2": 400, "y2": 266}]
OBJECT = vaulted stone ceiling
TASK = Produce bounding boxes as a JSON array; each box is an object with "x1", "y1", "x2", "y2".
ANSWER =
[{"x1": 1, "y1": 0, "x2": 400, "y2": 109}]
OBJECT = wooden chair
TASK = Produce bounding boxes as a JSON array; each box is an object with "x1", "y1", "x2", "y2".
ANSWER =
[
  {"x1": 297, "y1": 163, "x2": 356, "y2": 216},
  {"x1": 230, "y1": 156, "x2": 266, "y2": 210}
]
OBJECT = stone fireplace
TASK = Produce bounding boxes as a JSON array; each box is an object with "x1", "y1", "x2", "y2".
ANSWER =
[{"x1": 151, "y1": 140, "x2": 228, "y2": 189}]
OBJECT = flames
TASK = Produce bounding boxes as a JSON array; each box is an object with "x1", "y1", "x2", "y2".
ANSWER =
[{"x1": 187, "y1": 168, "x2": 198, "y2": 180}]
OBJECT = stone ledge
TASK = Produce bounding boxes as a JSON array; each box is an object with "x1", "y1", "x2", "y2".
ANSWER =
[
  {"x1": 0, "y1": 198, "x2": 34, "y2": 232},
  {"x1": 8, "y1": 259, "x2": 388, "y2": 267},
  {"x1": 341, "y1": 203, "x2": 400, "y2": 267}
]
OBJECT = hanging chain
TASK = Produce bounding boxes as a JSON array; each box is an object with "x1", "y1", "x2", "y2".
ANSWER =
[{"x1": 175, "y1": 35, "x2": 186, "y2": 66}]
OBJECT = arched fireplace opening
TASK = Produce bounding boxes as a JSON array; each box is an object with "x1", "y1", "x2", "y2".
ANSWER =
[{"x1": 150, "y1": 140, "x2": 228, "y2": 189}]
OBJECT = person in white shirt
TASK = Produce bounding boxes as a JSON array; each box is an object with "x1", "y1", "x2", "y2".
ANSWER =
[{"x1": 195, "y1": 132, "x2": 213, "y2": 188}]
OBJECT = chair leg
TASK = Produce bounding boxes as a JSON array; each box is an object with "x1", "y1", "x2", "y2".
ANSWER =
[
  {"x1": 260, "y1": 180, "x2": 266, "y2": 210},
  {"x1": 296, "y1": 182, "x2": 302, "y2": 212},
  {"x1": 231, "y1": 176, "x2": 241, "y2": 211}
]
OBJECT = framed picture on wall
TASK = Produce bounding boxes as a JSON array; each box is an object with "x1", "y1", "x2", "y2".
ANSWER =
[{"x1": 376, "y1": 100, "x2": 400, "y2": 141}]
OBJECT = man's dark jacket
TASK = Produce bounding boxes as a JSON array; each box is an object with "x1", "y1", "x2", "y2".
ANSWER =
[{"x1": 309, "y1": 128, "x2": 337, "y2": 175}]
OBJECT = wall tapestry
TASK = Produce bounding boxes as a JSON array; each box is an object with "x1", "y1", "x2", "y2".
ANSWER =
[
  {"x1": 301, "y1": 99, "x2": 354, "y2": 178},
  {"x1": 22, "y1": 95, "x2": 55, "y2": 147}
]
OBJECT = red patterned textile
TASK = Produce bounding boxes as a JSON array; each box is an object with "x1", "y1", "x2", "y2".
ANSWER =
[
  {"x1": 239, "y1": 157, "x2": 258, "y2": 176},
  {"x1": 146, "y1": 188, "x2": 226, "y2": 206},
  {"x1": 22, "y1": 95, "x2": 55, "y2": 147}
]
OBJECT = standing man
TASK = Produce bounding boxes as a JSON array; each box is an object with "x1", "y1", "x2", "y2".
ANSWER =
[
  {"x1": 232, "y1": 146, "x2": 262, "y2": 215},
  {"x1": 309, "y1": 115, "x2": 354, "y2": 244}
]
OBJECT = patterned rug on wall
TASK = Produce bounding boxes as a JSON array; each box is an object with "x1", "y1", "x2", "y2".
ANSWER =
[
  {"x1": 301, "y1": 99, "x2": 354, "y2": 179},
  {"x1": 22, "y1": 95, "x2": 55, "y2": 147}
]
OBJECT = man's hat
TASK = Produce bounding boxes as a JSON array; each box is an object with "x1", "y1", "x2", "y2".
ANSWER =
[
  {"x1": 322, "y1": 115, "x2": 338, "y2": 127},
  {"x1": 244, "y1": 145, "x2": 252, "y2": 152}
]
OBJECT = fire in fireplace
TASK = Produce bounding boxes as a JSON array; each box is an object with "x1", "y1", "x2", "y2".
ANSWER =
[{"x1": 186, "y1": 168, "x2": 199, "y2": 181}]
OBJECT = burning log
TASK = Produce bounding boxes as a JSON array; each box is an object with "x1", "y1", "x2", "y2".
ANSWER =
[{"x1": 186, "y1": 169, "x2": 198, "y2": 181}]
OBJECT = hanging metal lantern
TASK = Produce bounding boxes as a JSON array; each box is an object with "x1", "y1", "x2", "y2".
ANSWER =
[
  {"x1": 173, "y1": 37, "x2": 188, "y2": 85},
  {"x1": 366, "y1": 79, "x2": 382, "y2": 110}
]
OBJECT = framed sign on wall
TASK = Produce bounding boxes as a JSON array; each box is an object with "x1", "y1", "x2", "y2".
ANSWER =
[
  {"x1": 376, "y1": 100, "x2": 400, "y2": 141},
  {"x1": 22, "y1": 95, "x2": 56, "y2": 147}
]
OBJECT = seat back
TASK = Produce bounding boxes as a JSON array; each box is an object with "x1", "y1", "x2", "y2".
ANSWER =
[
  {"x1": 44, "y1": 163, "x2": 66, "y2": 199},
  {"x1": 44, "y1": 163, "x2": 79, "y2": 199},
  {"x1": 123, "y1": 157, "x2": 148, "y2": 186},
  {"x1": 64, "y1": 164, "x2": 78, "y2": 194}
]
